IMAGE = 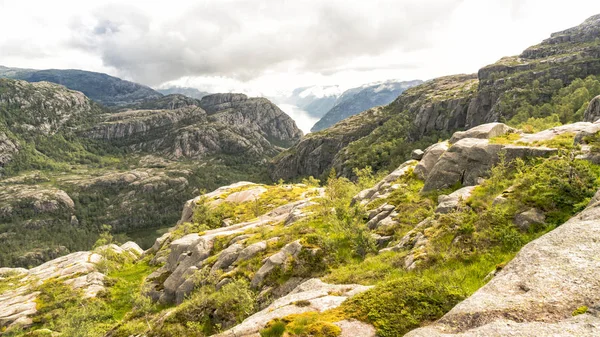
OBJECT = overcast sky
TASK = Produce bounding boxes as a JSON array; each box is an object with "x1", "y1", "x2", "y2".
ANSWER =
[{"x1": 1, "y1": 0, "x2": 600, "y2": 96}]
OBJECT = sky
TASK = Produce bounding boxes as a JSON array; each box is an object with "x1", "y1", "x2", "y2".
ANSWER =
[{"x1": 1, "y1": 0, "x2": 600, "y2": 98}]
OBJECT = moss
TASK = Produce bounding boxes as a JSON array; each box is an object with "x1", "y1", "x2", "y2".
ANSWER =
[{"x1": 572, "y1": 305, "x2": 589, "y2": 316}]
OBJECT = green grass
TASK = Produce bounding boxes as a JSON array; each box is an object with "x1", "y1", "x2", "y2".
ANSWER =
[{"x1": 107, "y1": 260, "x2": 158, "y2": 320}]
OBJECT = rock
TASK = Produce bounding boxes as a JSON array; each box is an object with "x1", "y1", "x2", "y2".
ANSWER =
[
  {"x1": 514, "y1": 208, "x2": 545, "y2": 231},
  {"x1": 335, "y1": 319, "x2": 377, "y2": 337},
  {"x1": 217, "y1": 279, "x2": 371, "y2": 337},
  {"x1": 584, "y1": 95, "x2": 600, "y2": 122},
  {"x1": 235, "y1": 241, "x2": 268, "y2": 264},
  {"x1": 224, "y1": 187, "x2": 267, "y2": 203},
  {"x1": 422, "y1": 138, "x2": 557, "y2": 192},
  {"x1": 371, "y1": 234, "x2": 393, "y2": 249},
  {"x1": 411, "y1": 149, "x2": 425, "y2": 160},
  {"x1": 353, "y1": 160, "x2": 417, "y2": 205},
  {"x1": 211, "y1": 243, "x2": 244, "y2": 272},
  {"x1": 414, "y1": 142, "x2": 450, "y2": 180},
  {"x1": 520, "y1": 122, "x2": 600, "y2": 143},
  {"x1": 435, "y1": 186, "x2": 476, "y2": 214},
  {"x1": 178, "y1": 182, "x2": 257, "y2": 223},
  {"x1": 251, "y1": 241, "x2": 302, "y2": 289},
  {"x1": 149, "y1": 232, "x2": 171, "y2": 254},
  {"x1": 405, "y1": 187, "x2": 600, "y2": 336},
  {"x1": 120, "y1": 242, "x2": 144, "y2": 257},
  {"x1": 366, "y1": 204, "x2": 396, "y2": 229},
  {"x1": 449, "y1": 123, "x2": 515, "y2": 144}
]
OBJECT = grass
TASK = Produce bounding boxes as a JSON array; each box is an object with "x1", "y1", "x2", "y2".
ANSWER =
[{"x1": 107, "y1": 260, "x2": 158, "y2": 320}]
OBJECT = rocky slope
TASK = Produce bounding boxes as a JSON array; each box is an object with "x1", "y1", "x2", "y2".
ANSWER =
[
  {"x1": 3, "y1": 118, "x2": 600, "y2": 337},
  {"x1": 311, "y1": 80, "x2": 422, "y2": 132},
  {"x1": 0, "y1": 66, "x2": 163, "y2": 107},
  {"x1": 272, "y1": 14, "x2": 600, "y2": 181}
]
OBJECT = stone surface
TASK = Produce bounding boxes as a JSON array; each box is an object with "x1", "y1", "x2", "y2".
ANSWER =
[
  {"x1": 411, "y1": 149, "x2": 425, "y2": 160},
  {"x1": 335, "y1": 319, "x2": 377, "y2": 337},
  {"x1": 414, "y1": 142, "x2": 449, "y2": 180},
  {"x1": 514, "y1": 208, "x2": 545, "y2": 231},
  {"x1": 584, "y1": 95, "x2": 600, "y2": 122},
  {"x1": 436, "y1": 186, "x2": 476, "y2": 214},
  {"x1": 405, "y1": 188, "x2": 600, "y2": 336},
  {"x1": 217, "y1": 279, "x2": 371, "y2": 337},
  {"x1": 251, "y1": 241, "x2": 302, "y2": 288},
  {"x1": 353, "y1": 160, "x2": 417, "y2": 205},
  {"x1": 423, "y1": 138, "x2": 557, "y2": 192},
  {"x1": 449, "y1": 123, "x2": 515, "y2": 144}
]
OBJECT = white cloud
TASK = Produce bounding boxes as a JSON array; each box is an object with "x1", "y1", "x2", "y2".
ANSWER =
[{"x1": 1, "y1": 0, "x2": 600, "y2": 95}]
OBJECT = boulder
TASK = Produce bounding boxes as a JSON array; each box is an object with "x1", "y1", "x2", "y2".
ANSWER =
[
  {"x1": 224, "y1": 186, "x2": 267, "y2": 203},
  {"x1": 217, "y1": 279, "x2": 371, "y2": 337},
  {"x1": 583, "y1": 95, "x2": 600, "y2": 122},
  {"x1": 211, "y1": 243, "x2": 244, "y2": 272},
  {"x1": 422, "y1": 138, "x2": 557, "y2": 192},
  {"x1": 435, "y1": 186, "x2": 476, "y2": 214},
  {"x1": 353, "y1": 160, "x2": 417, "y2": 205},
  {"x1": 514, "y1": 208, "x2": 545, "y2": 231},
  {"x1": 235, "y1": 241, "x2": 268, "y2": 264},
  {"x1": 251, "y1": 241, "x2": 302, "y2": 288},
  {"x1": 449, "y1": 123, "x2": 515, "y2": 144},
  {"x1": 411, "y1": 149, "x2": 425, "y2": 160},
  {"x1": 405, "y1": 188, "x2": 600, "y2": 336},
  {"x1": 414, "y1": 142, "x2": 449, "y2": 180}
]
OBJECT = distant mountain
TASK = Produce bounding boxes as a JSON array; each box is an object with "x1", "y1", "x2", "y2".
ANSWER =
[
  {"x1": 157, "y1": 86, "x2": 210, "y2": 100},
  {"x1": 277, "y1": 85, "x2": 344, "y2": 118},
  {"x1": 0, "y1": 66, "x2": 163, "y2": 107},
  {"x1": 310, "y1": 80, "x2": 423, "y2": 132}
]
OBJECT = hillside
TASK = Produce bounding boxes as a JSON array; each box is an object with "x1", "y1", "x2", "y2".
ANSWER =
[
  {"x1": 0, "y1": 79, "x2": 302, "y2": 267},
  {"x1": 310, "y1": 80, "x2": 423, "y2": 132},
  {"x1": 2, "y1": 117, "x2": 600, "y2": 336},
  {"x1": 271, "y1": 14, "x2": 600, "y2": 181},
  {"x1": 0, "y1": 66, "x2": 163, "y2": 106}
]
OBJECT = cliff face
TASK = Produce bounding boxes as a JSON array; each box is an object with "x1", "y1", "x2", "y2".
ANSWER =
[
  {"x1": 271, "y1": 14, "x2": 600, "y2": 181},
  {"x1": 84, "y1": 93, "x2": 302, "y2": 160}
]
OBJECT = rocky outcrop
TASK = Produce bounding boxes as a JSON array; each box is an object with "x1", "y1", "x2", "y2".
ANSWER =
[
  {"x1": 584, "y1": 95, "x2": 600, "y2": 122},
  {"x1": 435, "y1": 186, "x2": 476, "y2": 214},
  {"x1": 0, "y1": 242, "x2": 142, "y2": 329},
  {"x1": 405, "y1": 189, "x2": 600, "y2": 336},
  {"x1": 449, "y1": 123, "x2": 515, "y2": 144},
  {"x1": 414, "y1": 142, "x2": 449, "y2": 180},
  {"x1": 422, "y1": 138, "x2": 556, "y2": 192},
  {"x1": 0, "y1": 132, "x2": 18, "y2": 167},
  {"x1": 148, "y1": 183, "x2": 324, "y2": 304},
  {"x1": 353, "y1": 160, "x2": 417, "y2": 206},
  {"x1": 217, "y1": 279, "x2": 371, "y2": 337}
]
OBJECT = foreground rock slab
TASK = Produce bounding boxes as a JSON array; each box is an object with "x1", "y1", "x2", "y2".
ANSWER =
[{"x1": 405, "y1": 189, "x2": 600, "y2": 336}]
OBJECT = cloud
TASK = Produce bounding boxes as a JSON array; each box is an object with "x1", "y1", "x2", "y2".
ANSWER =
[{"x1": 67, "y1": 0, "x2": 465, "y2": 85}]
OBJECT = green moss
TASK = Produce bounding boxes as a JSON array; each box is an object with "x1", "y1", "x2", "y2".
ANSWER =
[{"x1": 572, "y1": 305, "x2": 589, "y2": 316}]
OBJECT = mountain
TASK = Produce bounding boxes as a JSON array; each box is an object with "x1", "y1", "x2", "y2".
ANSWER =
[
  {"x1": 157, "y1": 86, "x2": 210, "y2": 100},
  {"x1": 271, "y1": 14, "x2": 600, "y2": 181},
  {"x1": 310, "y1": 79, "x2": 423, "y2": 132},
  {"x1": 0, "y1": 79, "x2": 301, "y2": 267},
  {"x1": 0, "y1": 66, "x2": 163, "y2": 106}
]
